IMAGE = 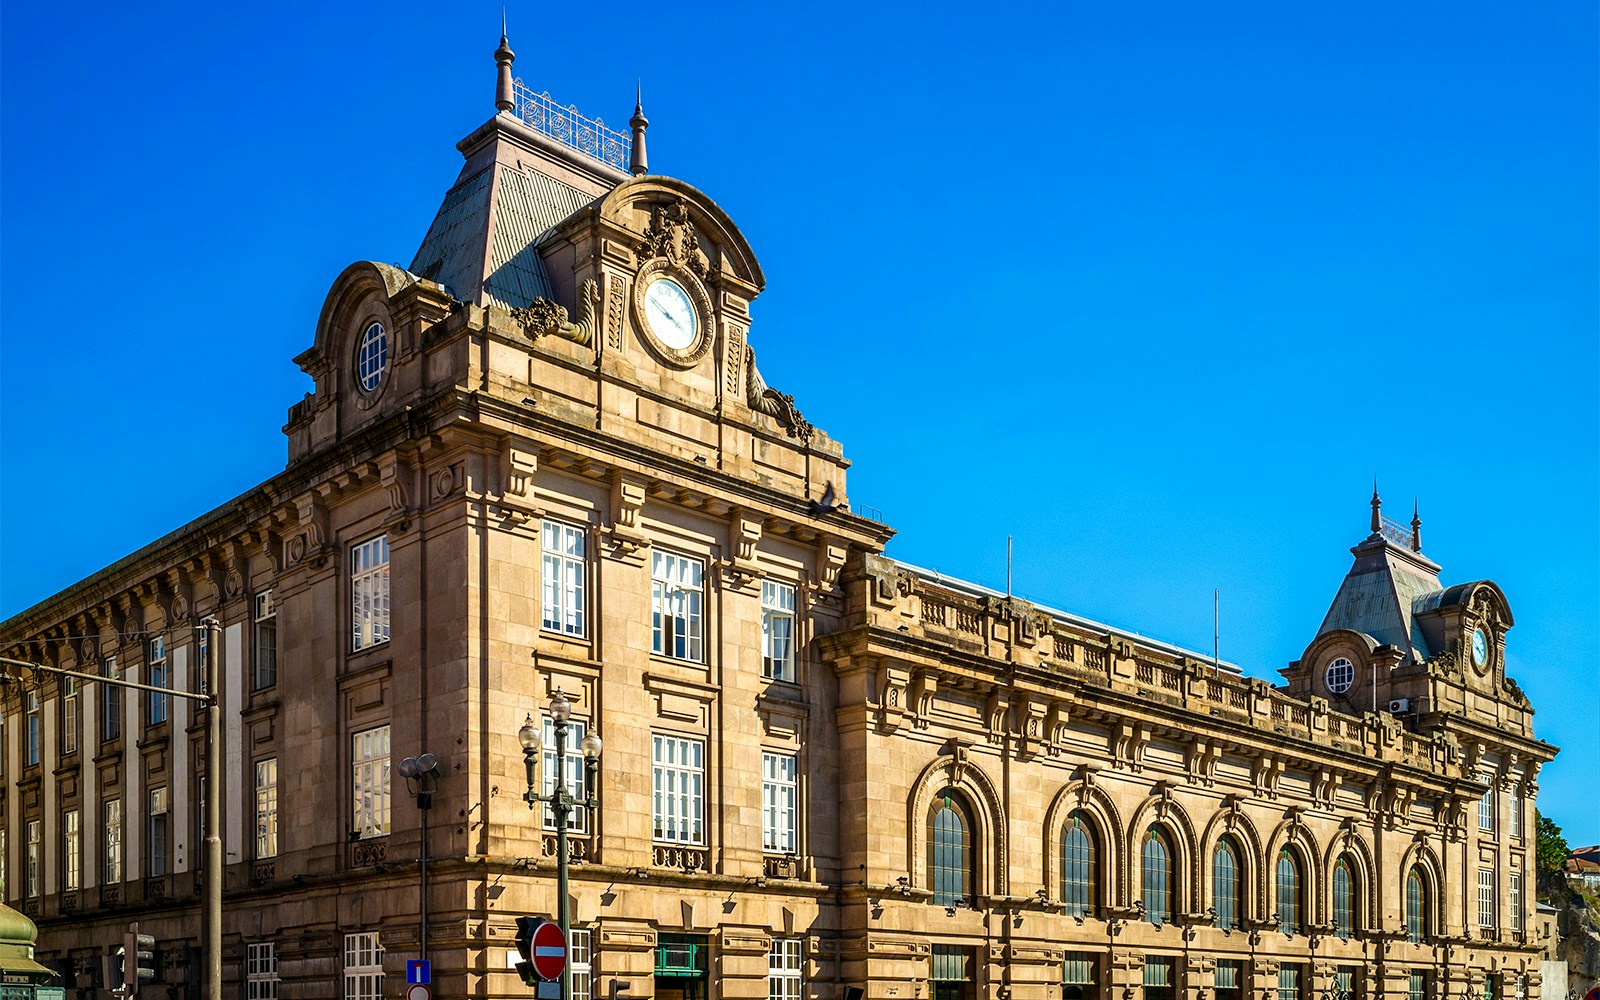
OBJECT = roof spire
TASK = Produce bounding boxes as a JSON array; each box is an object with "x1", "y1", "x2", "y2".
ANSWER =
[
  {"x1": 1370, "y1": 479, "x2": 1382, "y2": 534},
  {"x1": 629, "y1": 81, "x2": 649, "y2": 176},
  {"x1": 494, "y1": 14, "x2": 516, "y2": 113},
  {"x1": 1410, "y1": 498, "x2": 1422, "y2": 553}
]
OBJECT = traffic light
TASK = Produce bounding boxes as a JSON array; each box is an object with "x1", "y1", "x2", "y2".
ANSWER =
[
  {"x1": 117, "y1": 923, "x2": 156, "y2": 996},
  {"x1": 512, "y1": 917, "x2": 540, "y2": 987}
]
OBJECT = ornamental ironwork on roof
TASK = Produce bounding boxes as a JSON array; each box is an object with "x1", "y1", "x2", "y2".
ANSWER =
[{"x1": 511, "y1": 80, "x2": 632, "y2": 173}]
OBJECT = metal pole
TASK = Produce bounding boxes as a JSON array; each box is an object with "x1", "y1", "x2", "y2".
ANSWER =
[
  {"x1": 554, "y1": 718, "x2": 570, "y2": 1000},
  {"x1": 419, "y1": 793, "x2": 429, "y2": 966},
  {"x1": 204, "y1": 619, "x2": 222, "y2": 1000}
]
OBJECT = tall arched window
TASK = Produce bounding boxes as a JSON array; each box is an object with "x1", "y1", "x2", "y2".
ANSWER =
[
  {"x1": 1213, "y1": 836, "x2": 1240, "y2": 931},
  {"x1": 927, "y1": 789, "x2": 973, "y2": 907},
  {"x1": 1061, "y1": 811, "x2": 1097, "y2": 917},
  {"x1": 1406, "y1": 866, "x2": 1428, "y2": 944},
  {"x1": 1276, "y1": 849, "x2": 1301, "y2": 935},
  {"x1": 1142, "y1": 826, "x2": 1173, "y2": 925},
  {"x1": 1333, "y1": 855, "x2": 1356, "y2": 940}
]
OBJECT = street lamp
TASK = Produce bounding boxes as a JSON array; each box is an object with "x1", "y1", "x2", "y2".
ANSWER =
[{"x1": 520, "y1": 690, "x2": 601, "y2": 999}]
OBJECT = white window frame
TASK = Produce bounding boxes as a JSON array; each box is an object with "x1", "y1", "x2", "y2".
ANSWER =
[
  {"x1": 247, "y1": 943, "x2": 279, "y2": 1000},
  {"x1": 1478, "y1": 780, "x2": 1494, "y2": 832},
  {"x1": 651, "y1": 734, "x2": 704, "y2": 845},
  {"x1": 541, "y1": 717, "x2": 589, "y2": 833},
  {"x1": 148, "y1": 787, "x2": 169, "y2": 877},
  {"x1": 352, "y1": 726, "x2": 391, "y2": 839},
  {"x1": 762, "y1": 752, "x2": 798, "y2": 854},
  {"x1": 350, "y1": 535, "x2": 391, "y2": 652},
  {"x1": 768, "y1": 937, "x2": 803, "y2": 1000},
  {"x1": 651, "y1": 551, "x2": 704, "y2": 661},
  {"x1": 1510, "y1": 872, "x2": 1522, "y2": 932},
  {"x1": 541, "y1": 521, "x2": 587, "y2": 637},
  {"x1": 24, "y1": 693, "x2": 39, "y2": 766},
  {"x1": 256, "y1": 758, "x2": 279, "y2": 859},
  {"x1": 570, "y1": 929, "x2": 593, "y2": 1000},
  {"x1": 1478, "y1": 867, "x2": 1496, "y2": 929},
  {"x1": 103, "y1": 799, "x2": 122, "y2": 884},
  {"x1": 103, "y1": 656, "x2": 121, "y2": 741},
  {"x1": 1509, "y1": 789, "x2": 1523, "y2": 839},
  {"x1": 24, "y1": 820, "x2": 40, "y2": 899},
  {"x1": 63, "y1": 809, "x2": 80, "y2": 892},
  {"x1": 148, "y1": 636, "x2": 169, "y2": 725},
  {"x1": 254, "y1": 590, "x2": 278, "y2": 690},
  {"x1": 62, "y1": 677, "x2": 79, "y2": 755},
  {"x1": 762, "y1": 581, "x2": 796, "y2": 681},
  {"x1": 343, "y1": 932, "x2": 383, "y2": 1000}
]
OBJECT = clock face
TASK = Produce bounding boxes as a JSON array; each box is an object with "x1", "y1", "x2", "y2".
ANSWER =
[
  {"x1": 1471, "y1": 628, "x2": 1489, "y2": 667},
  {"x1": 643, "y1": 277, "x2": 698, "y2": 350}
]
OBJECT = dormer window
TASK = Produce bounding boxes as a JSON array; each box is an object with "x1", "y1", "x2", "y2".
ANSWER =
[
  {"x1": 356, "y1": 322, "x2": 388, "y2": 392},
  {"x1": 1325, "y1": 657, "x2": 1354, "y2": 695}
]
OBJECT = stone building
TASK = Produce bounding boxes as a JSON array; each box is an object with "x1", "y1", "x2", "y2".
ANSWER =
[{"x1": 0, "y1": 32, "x2": 1558, "y2": 1000}]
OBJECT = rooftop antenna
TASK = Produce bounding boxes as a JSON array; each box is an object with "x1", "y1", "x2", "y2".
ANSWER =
[
  {"x1": 494, "y1": 13, "x2": 515, "y2": 113},
  {"x1": 1006, "y1": 536, "x2": 1013, "y2": 598},
  {"x1": 629, "y1": 81, "x2": 649, "y2": 176},
  {"x1": 1213, "y1": 589, "x2": 1220, "y2": 674}
]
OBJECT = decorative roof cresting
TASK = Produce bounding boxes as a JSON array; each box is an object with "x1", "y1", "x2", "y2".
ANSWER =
[{"x1": 492, "y1": 24, "x2": 633, "y2": 174}]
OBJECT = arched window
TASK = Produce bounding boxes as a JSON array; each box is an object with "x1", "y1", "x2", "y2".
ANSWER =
[
  {"x1": 1276, "y1": 849, "x2": 1301, "y2": 935},
  {"x1": 927, "y1": 789, "x2": 973, "y2": 907},
  {"x1": 1333, "y1": 855, "x2": 1356, "y2": 940},
  {"x1": 1213, "y1": 836, "x2": 1240, "y2": 931},
  {"x1": 1406, "y1": 866, "x2": 1428, "y2": 944},
  {"x1": 1142, "y1": 826, "x2": 1173, "y2": 925},
  {"x1": 1061, "y1": 811, "x2": 1097, "y2": 917}
]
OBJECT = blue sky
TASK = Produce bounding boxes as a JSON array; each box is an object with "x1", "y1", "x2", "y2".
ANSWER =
[{"x1": 2, "y1": 2, "x2": 1595, "y2": 838}]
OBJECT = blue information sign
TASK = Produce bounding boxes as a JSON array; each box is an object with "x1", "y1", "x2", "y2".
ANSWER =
[{"x1": 406, "y1": 960, "x2": 431, "y2": 985}]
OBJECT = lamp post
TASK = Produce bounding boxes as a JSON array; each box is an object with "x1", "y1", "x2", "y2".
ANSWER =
[{"x1": 520, "y1": 690, "x2": 601, "y2": 999}]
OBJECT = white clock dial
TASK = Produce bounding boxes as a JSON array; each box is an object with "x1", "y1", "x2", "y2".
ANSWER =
[
  {"x1": 643, "y1": 277, "x2": 698, "y2": 350},
  {"x1": 1471, "y1": 628, "x2": 1488, "y2": 667}
]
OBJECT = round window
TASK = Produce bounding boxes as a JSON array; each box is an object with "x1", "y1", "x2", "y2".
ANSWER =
[
  {"x1": 1325, "y1": 657, "x2": 1354, "y2": 695},
  {"x1": 356, "y1": 321, "x2": 388, "y2": 392}
]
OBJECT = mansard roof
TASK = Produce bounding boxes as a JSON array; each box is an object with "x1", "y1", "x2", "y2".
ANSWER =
[{"x1": 1317, "y1": 532, "x2": 1444, "y2": 662}]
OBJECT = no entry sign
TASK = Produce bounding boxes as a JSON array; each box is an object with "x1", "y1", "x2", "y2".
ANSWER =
[{"x1": 530, "y1": 920, "x2": 566, "y2": 981}]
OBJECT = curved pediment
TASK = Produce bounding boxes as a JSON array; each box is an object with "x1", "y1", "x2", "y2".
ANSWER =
[{"x1": 593, "y1": 176, "x2": 765, "y2": 290}]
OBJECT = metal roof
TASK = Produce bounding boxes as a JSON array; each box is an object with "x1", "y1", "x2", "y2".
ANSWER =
[{"x1": 1317, "y1": 535, "x2": 1444, "y2": 660}]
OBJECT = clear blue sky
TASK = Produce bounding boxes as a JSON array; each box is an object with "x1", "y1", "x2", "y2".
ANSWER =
[{"x1": 2, "y1": 3, "x2": 1595, "y2": 838}]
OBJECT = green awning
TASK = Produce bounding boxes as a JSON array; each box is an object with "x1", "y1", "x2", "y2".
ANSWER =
[{"x1": 0, "y1": 957, "x2": 57, "y2": 979}]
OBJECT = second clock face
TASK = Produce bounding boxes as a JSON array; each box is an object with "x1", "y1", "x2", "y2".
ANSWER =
[
  {"x1": 643, "y1": 277, "x2": 698, "y2": 350},
  {"x1": 1471, "y1": 628, "x2": 1489, "y2": 667}
]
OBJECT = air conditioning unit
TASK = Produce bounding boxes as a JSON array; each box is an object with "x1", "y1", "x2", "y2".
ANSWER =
[{"x1": 1387, "y1": 698, "x2": 1410, "y2": 713}]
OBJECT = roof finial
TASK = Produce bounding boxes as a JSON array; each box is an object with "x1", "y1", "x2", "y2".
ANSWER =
[
  {"x1": 1410, "y1": 498, "x2": 1422, "y2": 553},
  {"x1": 494, "y1": 14, "x2": 516, "y2": 114},
  {"x1": 629, "y1": 80, "x2": 649, "y2": 176},
  {"x1": 1369, "y1": 478, "x2": 1382, "y2": 534}
]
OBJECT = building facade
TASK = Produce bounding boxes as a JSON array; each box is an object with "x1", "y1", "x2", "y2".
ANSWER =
[{"x1": 0, "y1": 35, "x2": 1558, "y2": 1000}]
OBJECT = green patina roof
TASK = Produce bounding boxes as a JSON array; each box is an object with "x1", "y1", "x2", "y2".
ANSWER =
[
  {"x1": 1318, "y1": 535, "x2": 1444, "y2": 660},
  {"x1": 0, "y1": 905, "x2": 37, "y2": 950}
]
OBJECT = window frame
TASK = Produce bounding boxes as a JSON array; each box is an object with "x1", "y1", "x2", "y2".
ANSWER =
[
  {"x1": 651, "y1": 733, "x2": 705, "y2": 846},
  {"x1": 351, "y1": 725, "x2": 391, "y2": 840},
  {"x1": 256, "y1": 758, "x2": 279, "y2": 859},
  {"x1": 148, "y1": 786, "x2": 169, "y2": 877},
  {"x1": 147, "y1": 636, "x2": 169, "y2": 725},
  {"x1": 762, "y1": 751, "x2": 798, "y2": 854},
  {"x1": 1478, "y1": 867, "x2": 1496, "y2": 930},
  {"x1": 63, "y1": 808, "x2": 80, "y2": 893},
  {"x1": 350, "y1": 535, "x2": 392, "y2": 652},
  {"x1": 24, "y1": 692, "x2": 40, "y2": 767},
  {"x1": 102, "y1": 656, "x2": 122, "y2": 742},
  {"x1": 650, "y1": 550, "x2": 704, "y2": 662},
  {"x1": 540, "y1": 717, "x2": 590, "y2": 834},
  {"x1": 1061, "y1": 811, "x2": 1097, "y2": 918},
  {"x1": 247, "y1": 943, "x2": 279, "y2": 1000},
  {"x1": 1276, "y1": 848, "x2": 1302, "y2": 936},
  {"x1": 1142, "y1": 826, "x2": 1174, "y2": 925},
  {"x1": 1213, "y1": 836, "x2": 1240, "y2": 931},
  {"x1": 1406, "y1": 867, "x2": 1428, "y2": 944},
  {"x1": 767, "y1": 936, "x2": 802, "y2": 1000},
  {"x1": 570, "y1": 929, "x2": 593, "y2": 1000},
  {"x1": 927, "y1": 788, "x2": 974, "y2": 908},
  {"x1": 540, "y1": 520, "x2": 588, "y2": 637},
  {"x1": 24, "y1": 819, "x2": 40, "y2": 899},
  {"x1": 103, "y1": 799, "x2": 123, "y2": 884},
  {"x1": 761, "y1": 580, "x2": 796, "y2": 681},
  {"x1": 1333, "y1": 855, "x2": 1356, "y2": 940},
  {"x1": 254, "y1": 589, "x2": 278, "y2": 690},
  {"x1": 61, "y1": 677, "x2": 79, "y2": 756},
  {"x1": 343, "y1": 932, "x2": 383, "y2": 1000}
]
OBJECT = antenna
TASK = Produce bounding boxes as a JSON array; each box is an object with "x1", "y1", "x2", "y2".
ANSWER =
[
  {"x1": 1213, "y1": 589, "x2": 1220, "y2": 673},
  {"x1": 1006, "y1": 536, "x2": 1013, "y2": 598}
]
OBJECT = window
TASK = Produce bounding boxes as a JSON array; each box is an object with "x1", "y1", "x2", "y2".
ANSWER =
[
  {"x1": 570, "y1": 929, "x2": 592, "y2": 1000},
  {"x1": 762, "y1": 581, "x2": 796, "y2": 681},
  {"x1": 148, "y1": 636, "x2": 168, "y2": 725},
  {"x1": 1325, "y1": 657, "x2": 1354, "y2": 694},
  {"x1": 63, "y1": 809, "x2": 80, "y2": 892},
  {"x1": 1064, "y1": 952, "x2": 1098, "y2": 999},
  {"x1": 256, "y1": 759, "x2": 279, "y2": 858},
  {"x1": 1483, "y1": 975, "x2": 1496, "y2": 1000},
  {"x1": 1143, "y1": 957, "x2": 1174, "y2": 1000},
  {"x1": 1510, "y1": 872, "x2": 1522, "y2": 932},
  {"x1": 762, "y1": 752, "x2": 798, "y2": 853},
  {"x1": 62, "y1": 677, "x2": 79, "y2": 755},
  {"x1": 352, "y1": 726, "x2": 390, "y2": 838},
  {"x1": 651, "y1": 551, "x2": 703, "y2": 660},
  {"x1": 1142, "y1": 827, "x2": 1173, "y2": 925},
  {"x1": 103, "y1": 799, "x2": 123, "y2": 883},
  {"x1": 1213, "y1": 837, "x2": 1239, "y2": 931},
  {"x1": 356, "y1": 322, "x2": 388, "y2": 392},
  {"x1": 1478, "y1": 867, "x2": 1496, "y2": 929},
  {"x1": 103, "y1": 657, "x2": 122, "y2": 741},
  {"x1": 1334, "y1": 968, "x2": 1359, "y2": 1000},
  {"x1": 768, "y1": 937, "x2": 802, "y2": 1000},
  {"x1": 1276, "y1": 849, "x2": 1301, "y2": 935},
  {"x1": 254, "y1": 590, "x2": 277, "y2": 690},
  {"x1": 540, "y1": 521, "x2": 586, "y2": 636},
  {"x1": 1510, "y1": 790, "x2": 1523, "y2": 839},
  {"x1": 928, "y1": 788, "x2": 973, "y2": 908},
  {"x1": 1062, "y1": 811, "x2": 1097, "y2": 917},
  {"x1": 247, "y1": 943, "x2": 279, "y2": 1000},
  {"x1": 148, "y1": 787, "x2": 169, "y2": 877},
  {"x1": 1405, "y1": 867, "x2": 1427, "y2": 944},
  {"x1": 930, "y1": 945, "x2": 974, "y2": 988},
  {"x1": 651, "y1": 734, "x2": 704, "y2": 845},
  {"x1": 1333, "y1": 855, "x2": 1356, "y2": 940},
  {"x1": 24, "y1": 693, "x2": 39, "y2": 766},
  {"x1": 1278, "y1": 966, "x2": 1303, "y2": 1000},
  {"x1": 1478, "y1": 780, "x2": 1494, "y2": 832},
  {"x1": 1408, "y1": 973, "x2": 1427, "y2": 1000},
  {"x1": 343, "y1": 932, "x2": 383, "y2": 1000},
  {"x1": 1214, "y1": 961, "x2": 1244, "y2": 1000},
  {"x1": 351, "y1": 536, "x2": 391, "y2": 651},
  {"x1": 541, "y1": 717, "x2": 589, "y2": 833},
  {"x1": 24, "y1": 820, "x2": 40, "y2": 898}
]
